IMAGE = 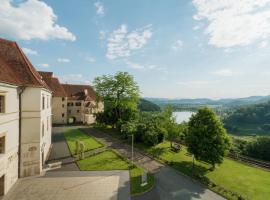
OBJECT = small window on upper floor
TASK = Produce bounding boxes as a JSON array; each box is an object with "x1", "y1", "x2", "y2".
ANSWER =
[
  {"x1": 42, "y1": 123, "x2": 45, "y2": 137},
  {"x1": 77, "y1": 110, "x2": 80, "y2": 113},
  {"x1": 0, "y1": 136, "x2": 5, "y2": 154},
  {"x1": 62, "y1": 104, "x2": 64, "y2": 108},
  {"x1": 42, "y1": 96, "x2": 45, "y2": 110},
  {"x1": 47, "y1": 96, "x2": 49, "y2": 109},
  {"x1": 75, "y1": 102, "x2": 81, "y2": 106},
  {"x1": 0, "y1": 96, "x2": 5, "y2": 113},
  {"x1": 47, "y1": 117, "x2": 49, "y2": 131},
  {"x1": 62, "y1": 113, "x2": 65, "y2": 118},
  {"x1": 62, "y1": 97, "x2": 65, "y2": 101}
]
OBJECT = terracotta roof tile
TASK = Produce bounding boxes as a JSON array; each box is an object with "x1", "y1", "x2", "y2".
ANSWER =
[
  {"x1": 61, "y1": 84, "x2": 96, "y2": 101},
  {"x1": 38, "y1": 71, "x2": 66, "y2": 97},
  {"x1": 0, "y1": 38, "x2": 50, "y2": 90}
]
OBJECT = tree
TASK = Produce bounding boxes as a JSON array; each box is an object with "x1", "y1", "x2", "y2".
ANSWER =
[
  {"x1": 244, "y1": 137, "x2": 270, "y2": 162},
  {"x1": 186, "y1": 107, "x2": 231, "y2": 169},
  {"x1": 93, "y1": 72, "x2": 140, "y2": 128},
  {"x1": 167, "y1": 122, "x2": 180, "y2": 148}
]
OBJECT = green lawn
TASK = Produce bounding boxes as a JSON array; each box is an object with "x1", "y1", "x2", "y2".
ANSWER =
[
  {"x1": 77, "y1": 150, "x2": 154, "y2": 195},
  {"x1": 64, "y1": 129, "x2": 103, "y2": 155},
  {"x1": 78, "y1": 150, "x2": 130, "y2": 170},
  {"x1": 137, "y1": 141, "x2": 270, "y2": 200}
]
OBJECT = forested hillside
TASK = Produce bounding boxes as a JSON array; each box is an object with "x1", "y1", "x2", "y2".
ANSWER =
[
  {"x1": 224, "y1": 101, "x2": 270, "y2": 135},
  {"x1": 138, "y1": 98, "x2": 161, "y2": 112}
]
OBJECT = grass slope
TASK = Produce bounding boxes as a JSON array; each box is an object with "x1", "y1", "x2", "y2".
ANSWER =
[
  {"x1": 137, "y1": 141, "x2": 270, "y2": 200},
  {"x1": 78, "y1": 150, "x2": 129, "y2": 170},
  {"x1": 64, "y1": 129, "x2": 103, "y2": 155},
  {"x1": 77, "y1": 150, "x2": 154, "y2": 195}
]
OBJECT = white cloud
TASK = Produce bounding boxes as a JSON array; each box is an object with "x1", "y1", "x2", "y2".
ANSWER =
[
  {"x1": 0, "y1": 0, "x2": 76, "y2": 41},
  {"x1": 126, "y1": 61, "x2": 144, "y2": 69},
  {"x1": 22, "y1": 47, "x2": 37, "y2": 55},
  {"x1": 85, "y1": 56, "x2": 96, "y2": 63},
  {"x1": 126, "y1": 61, "x2": 168, "y2": 74},
  {"x1": 192, "y1": 0, "x2": 270, "y2": 48},
  {"x1": 106, "y1": 24, "x2": 152, "y2": 60},
  {"x1": 57, "y1": 58, "x2": 70, "y2": 63},
  {"x1": 171, "y1": 40, "x2": 183, "y2": 51},
  {"x1": 59, "y1": 74, "x2": 91, "y2": 84},
  {"x1": 38, "y1": 63, "x2": 49, "y2": 68},
  {"x1": 99, "y1": 30, "x2": 106, "y2": 40},
  {"x1": 193, "y1": 25, "x2": 201, "y2": 30},
  {"x1": 94, "y1": 2, "x2": 104, "y2": 16},
  {"x1": 212, "y1": 69, "x2": 236, "y2": 77},
  {"x1": 259, "y1": 41, "x2": 268, "y2": 48}
]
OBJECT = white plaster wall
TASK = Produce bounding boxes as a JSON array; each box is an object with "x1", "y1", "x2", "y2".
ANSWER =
[
  {"x1": 67, "y1": 100, "x2": 84, "y2": 122},
  {"x1": 0, "y1": 83, "x2": 19, "y2": 195},
  {"x1": 20, "y1": 87, "x2": 52, "y2": 177},
  {"x1": 52, "y1": 97, "x2": 67, "y2": 124}
]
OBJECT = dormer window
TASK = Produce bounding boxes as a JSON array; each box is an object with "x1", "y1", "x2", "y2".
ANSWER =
[{"x1": 0, "y1": 96, "x2": 5, "y2": 113}]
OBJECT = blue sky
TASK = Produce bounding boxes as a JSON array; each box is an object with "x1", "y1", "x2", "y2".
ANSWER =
[{"x1": 1, "y1": 0, "x2": 270, "y2": 98}]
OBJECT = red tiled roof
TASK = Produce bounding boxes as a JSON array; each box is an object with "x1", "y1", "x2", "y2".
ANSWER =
[
  {"x1": 61, "y1": 84, "x2": 96, "y2": 101},
  {"x1": 0, "y1": 38, "x2": 50, "y2": 90},
  {"x1": 38, "y1": 71, "x2": 67, "y2": 97}
]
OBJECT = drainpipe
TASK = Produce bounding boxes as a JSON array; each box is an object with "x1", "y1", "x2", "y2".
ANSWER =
[{"x1": 18, "y1": 86, "x2": 25, "y2": 178}]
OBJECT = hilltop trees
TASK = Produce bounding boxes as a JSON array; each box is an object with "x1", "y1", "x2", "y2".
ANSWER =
[
  {"x1": 93, "y1": 72, "x2": 140, "y2": 128},
  {"x1": 186, "y1": 107, "x2": 231, "y2": 169}
]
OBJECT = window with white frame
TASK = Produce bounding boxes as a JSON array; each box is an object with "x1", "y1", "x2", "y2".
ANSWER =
[
  {"x1": 42, "y1": 96, "x2": 45, "y2": 110},
  {"x1": 47, "y1": 117, "x2": 49, "y2": 131},
  {"x1": 0, "y1": 95, "x2": 5, "y2": 113},
  {"x1": 42, "y1": 123, "x2": 44, "y2": 137}
]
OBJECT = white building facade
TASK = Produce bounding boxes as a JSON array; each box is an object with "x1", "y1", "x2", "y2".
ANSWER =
[{"x1": 0, "y1": 38, "x2": 52, "y2": 195}]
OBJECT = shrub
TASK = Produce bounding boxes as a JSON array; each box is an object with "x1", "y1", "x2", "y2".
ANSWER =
[{"x1": 244, "y1": 137, "x2": 270, "y2": 161}]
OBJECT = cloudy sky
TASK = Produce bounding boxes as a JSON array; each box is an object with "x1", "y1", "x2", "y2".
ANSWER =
[{"x1": 1, "y1": 0, "x2": 270, "y2": 99}]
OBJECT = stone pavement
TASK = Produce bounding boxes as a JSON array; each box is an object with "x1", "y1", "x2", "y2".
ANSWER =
[
  {"x1": 47, "y1": 126, "x2": 82, "y2": 171},
  {"x1": 82, "y1": 128, "x2": 226, "y2": 200},
  {"x1": 2, "y1": 171, "x2": 130, "y2": 200}
]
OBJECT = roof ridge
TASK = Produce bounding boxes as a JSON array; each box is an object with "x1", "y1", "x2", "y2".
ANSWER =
[{"x1": 14, "y1": 42, "x2": 50, "y2": 90}]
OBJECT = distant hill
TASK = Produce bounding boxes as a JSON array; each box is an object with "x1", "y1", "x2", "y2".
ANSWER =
[
  {"x1": 145, "y1": 95, "x2": 270, "y2": 107},
  {"x1": 224, "y1": 101, "x2": 270, "y2": 136},
  {"x1": 138, "y1": 98, "x2": 161, "y2": 112}
]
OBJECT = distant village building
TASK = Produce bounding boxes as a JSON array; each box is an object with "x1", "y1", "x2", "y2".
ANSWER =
[
  {"x1": 0, "y1": 38, "x2": 52, "y2": 195},
  {"x1": 61, "y1": 84, "x2": 103, "y2": 124},
  {"x1": 38, "y1": 72, "x2": 103, "y2": 125}
]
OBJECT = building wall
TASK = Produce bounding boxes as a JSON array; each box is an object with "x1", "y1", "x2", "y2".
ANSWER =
[
  {"x1": 52, "y1": 97, "x2": 67, "y2": 124},
  {"x1": 67, "y1": 100, "x2": 84, "y2": 123},
  {"x1": 20, "y1": 87, "x2": 52, "y2": 177},
  {"x1": 0, "y1": 83, "x2": 19, "y2": 195}
]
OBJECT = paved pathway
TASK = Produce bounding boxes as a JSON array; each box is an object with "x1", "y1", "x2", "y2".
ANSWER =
[
  {"x1": 2, "y1": 171, "x2": 130, "y2": 200},
  {"x1": 82, "y1": 128, "x2": 225, "y2": 200},
  {"x1": 47, "y1": 126, "x2": 84, "y2": 171}
]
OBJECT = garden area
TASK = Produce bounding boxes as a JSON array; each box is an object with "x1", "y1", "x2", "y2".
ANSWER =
[
  {"x1": 64, "y1": 129, "x2": 103, "y2": 155},
  {"x1": 91, "y1": 71, "x2": 270, "y2": 200},
  {"x1": 64, "y1": 129, "x2": 154, "y2": 195},
  {"x1": 97, "y1": 126, "x2": 270, "y2": 200}
]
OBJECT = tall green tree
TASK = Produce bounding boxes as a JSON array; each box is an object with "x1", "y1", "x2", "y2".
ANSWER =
[
  {"x1": 93, "y1": 72, "x2": 140, "y2": 127},
  {"x1": 186, "y1": 107, "x2": 231, "y2": 169}
]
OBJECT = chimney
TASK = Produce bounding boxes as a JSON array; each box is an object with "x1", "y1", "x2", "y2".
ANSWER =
[{"x1": 84, "y1": 89, "x2": 88, "y2": 95}]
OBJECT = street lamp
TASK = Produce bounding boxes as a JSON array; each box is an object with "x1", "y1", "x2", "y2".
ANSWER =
[{"x1": 128, "y1": 134, "x2": 134, "y2": 167}]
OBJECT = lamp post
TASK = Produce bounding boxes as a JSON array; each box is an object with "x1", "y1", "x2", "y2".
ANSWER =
[{"x1": 129, "y1": 134, "x2": 134, "y2": 167}]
